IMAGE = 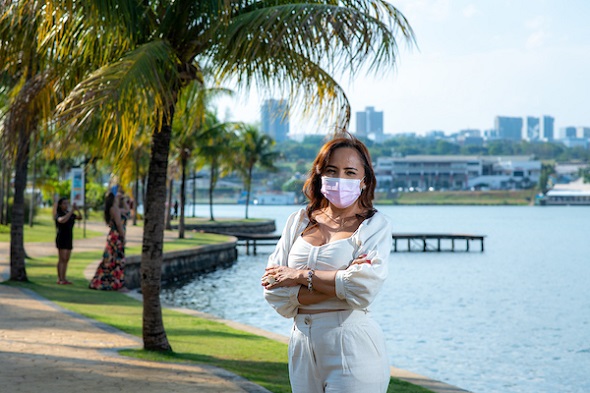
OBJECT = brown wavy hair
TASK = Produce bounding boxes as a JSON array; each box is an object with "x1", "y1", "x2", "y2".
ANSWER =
[
  {"x1": 302, "y1": 133, "x2": 376, "y2": 226},
  {"x1": 104, "y1": 192, "x2": 116, "y2": 225}
]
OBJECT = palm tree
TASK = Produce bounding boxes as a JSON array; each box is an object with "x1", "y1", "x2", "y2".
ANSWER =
[
  {"x1": 172, "y1": 80, "x2": 233, "y2": 237},
  {"x1": 236, "y1": 125, "x2": 280, "y2": 219},
  {"x1": 0, "y1": 1, "x2": 56, "y2": 281},
  {"x1": 56, "y1": 0, "x2": 414, "y2": 351},
  {"x1": 0, "y1": 1, "x2": 134, "y2": 281},
  {"x1": 195, "y1": 114, "x2": 240, "y2": 221}
]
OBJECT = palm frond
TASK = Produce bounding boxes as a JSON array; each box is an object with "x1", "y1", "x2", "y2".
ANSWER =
[
  {"x1": 209, "y1": 0, "x2": 414, "y2": 130},
  {"x1": 56, "y1": 39, "x2": 180, "y2": 158}
]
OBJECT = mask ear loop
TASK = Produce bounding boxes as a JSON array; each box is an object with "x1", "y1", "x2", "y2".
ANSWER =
[{"x1": 360, "y1": 176, "x2": 366, "y2": 191}]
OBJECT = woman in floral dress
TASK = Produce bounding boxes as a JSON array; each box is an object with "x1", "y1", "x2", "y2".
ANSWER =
[{"x1": 89, "y1": 189, "x2": 128, "y2": 291}]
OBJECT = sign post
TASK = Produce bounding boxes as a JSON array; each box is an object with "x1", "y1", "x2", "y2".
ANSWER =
[{"x1": 70, "y1": 167, "x2": 85, "y2": 237}]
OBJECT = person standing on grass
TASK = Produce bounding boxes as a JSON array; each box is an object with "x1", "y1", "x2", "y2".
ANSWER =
[
  {"x1": 262, "y1": 133, "x2": 393, "y2": 393},
  {"x1": 89, "y1": 187, "x2": 128, "y2": 292},
  {"x1": 54, "y1": 197, "x2": 82, "y2": 285}
]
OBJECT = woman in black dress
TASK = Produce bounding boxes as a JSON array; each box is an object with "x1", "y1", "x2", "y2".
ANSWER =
[{"x1": 55, "y1": 197, "x2": 82, "y2": 284}]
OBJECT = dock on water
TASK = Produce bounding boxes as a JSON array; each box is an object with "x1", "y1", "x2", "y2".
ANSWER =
[
  {"x1": 228, "y1": 232, "x2": 485, "y2": 255},
  {"x1": 233, "y1": 233, "x2": 282, "y2": 255},
  {"x1": 392, "y1": 233, "x2": 485, "y2": 252}
]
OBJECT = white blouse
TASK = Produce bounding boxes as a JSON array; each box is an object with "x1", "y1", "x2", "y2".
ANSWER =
[{"x1": 263, "y1": 208, "x2": 393, "y2": 318}]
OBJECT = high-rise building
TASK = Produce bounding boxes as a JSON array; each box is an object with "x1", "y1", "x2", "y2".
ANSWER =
[
  {"x1": 495, "y1": 116, "x2": 523, "y2": 140},
  {"x1": 540, "y1": 115, "x2": 554, "y2": 141},
  {"x1": 355, "y1": 106, "x2": 384, "y2": 141},
  {"x1": 261, "y1": 99, "x2": 289, "y2": 142},
  {"x1": 558, "y1": 126, "x2": 578, "y2": 139},
  {"x1": 523, "y1": 116, "x2": 540, "y2": 141},
  {"x1": 577, "y1": 126, "x2": 590, "y2": 138}
]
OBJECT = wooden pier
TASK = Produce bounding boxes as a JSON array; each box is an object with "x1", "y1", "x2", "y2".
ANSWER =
[
  {"x1": 233, "y1": 233, "x2": 282, "y2": 255},
  {"x1": 225, "y1": 232, "x2": 485, "y2": 255},
  {"x1": 392, "y1": 233, "x2": 485, "y2": 252}
]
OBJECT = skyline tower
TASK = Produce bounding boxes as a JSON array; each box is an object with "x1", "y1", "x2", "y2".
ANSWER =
[
  {"x1": 355, "y1": 106, "x2": 384, "y2": 141},
  {"x1": 494, "y1": 116, "x2": 523, "y2": 140},
  {"x1": 261, "y1": 99, "x2": 289, "y2": 142}
]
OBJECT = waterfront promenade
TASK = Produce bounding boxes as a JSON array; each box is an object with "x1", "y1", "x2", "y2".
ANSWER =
[{"x1": 0, "y1": 221, "x2": 470, "y2": 393}]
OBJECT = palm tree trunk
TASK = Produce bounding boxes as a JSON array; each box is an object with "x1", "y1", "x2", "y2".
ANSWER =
[
  {"x1": 191, "y1": 169, "x2": 196, "y2": 218},
  {"x1": 0, "y1": 163, "x2": 6, "y2": 225},
  {"x1": 179, "y1": 154, "x2": 187, "y2": 239},
  {"x1": 133, "y1": 151, "x2": 139, "y2": 226},
  {"x1": 10, "y1": 129, "x2": 30, "y2": 282},
  {"x1": 245, "y1": 165, "x2": 253, "y2": 219},
  {"x1": 165, "y1": 178, "x2": 173, "y2": 230},
  {"x1": 208, "y1": 164, "x2": 214, "y2": 221},
  {"x1": 29, "y1": 148, "x2": 37, "y2": 227},
  {"x1": 3, "y1": 165, "x2": 10, "y2": 225},
  {"x1": 140, "y1": 113, "x2": 173, "y2": 352}
]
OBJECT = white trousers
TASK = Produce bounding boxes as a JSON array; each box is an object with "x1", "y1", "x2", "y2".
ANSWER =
[{"x1": 289, "y1": 309, "x2": 390, "y2": 393}]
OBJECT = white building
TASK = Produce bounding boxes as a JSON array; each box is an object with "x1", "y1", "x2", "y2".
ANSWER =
[{"x1": 374, "y1": 155, "x2": 541, "y2": 191}]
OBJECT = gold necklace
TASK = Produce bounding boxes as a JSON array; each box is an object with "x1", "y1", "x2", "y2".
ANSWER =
[{"x1": 322, "y1": 210, "x2": 358, "y2": 230}]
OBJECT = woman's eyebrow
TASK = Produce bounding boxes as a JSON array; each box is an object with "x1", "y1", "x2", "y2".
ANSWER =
[{"x1": 326, "y1": 164, "x2": 358, "y2": 170}]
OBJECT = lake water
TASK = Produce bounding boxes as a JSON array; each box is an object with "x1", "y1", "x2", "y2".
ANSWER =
[{"x1": 161, "y1": 204, "x2": 590, "y2": 393}]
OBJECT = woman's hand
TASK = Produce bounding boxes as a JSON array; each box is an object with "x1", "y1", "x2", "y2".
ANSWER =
[
  {"x1": 261, "y1": 266, "x2": 304, "y2": 289},
  {"x1": 348, "y1": 250, "x2": 376, "y2": 267}
]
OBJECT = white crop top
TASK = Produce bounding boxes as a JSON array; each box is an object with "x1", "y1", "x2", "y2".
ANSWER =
[{"x1": 264, "y1": 208, "x2": 393, "y2": 318}]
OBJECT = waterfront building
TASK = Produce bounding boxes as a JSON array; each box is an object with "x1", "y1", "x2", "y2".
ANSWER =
[
  {"x1": 495, "y1": 116, "x2": 523, "y2": 140},
  {"x1": 540, "y1": 179, "x2": 590, "y2": 206},
  {"x1": 356, "y1": 106, "x2": 384, "y2": 142},
  {"x1": 374, "y1": 155, "x2": 541, "y2": 191},
  {"x1": 261, "y1": 99, "x2": 289, "y2": 142}
]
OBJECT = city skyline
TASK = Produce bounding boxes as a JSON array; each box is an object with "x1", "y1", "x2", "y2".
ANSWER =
[{"x1": 217, "y1": 0, "x2": 590, "y2": 136}]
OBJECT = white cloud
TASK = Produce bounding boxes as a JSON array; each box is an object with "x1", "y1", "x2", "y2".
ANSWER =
[
  {"x1": 462, "y1": 4, "x2": 478, "y2": 18},
  {"x1": 525, "y1": 15, "x2": 546, "y2": 30},
  {"x1": 526, "y1": 30, "x2": 548, "y2": 49}
]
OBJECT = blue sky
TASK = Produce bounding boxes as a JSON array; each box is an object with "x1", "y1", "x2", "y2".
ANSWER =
[{"x1": 220, "y1": 0, "x2": 590, "y2": 136}]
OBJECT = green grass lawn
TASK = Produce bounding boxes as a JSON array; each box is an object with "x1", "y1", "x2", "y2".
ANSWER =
[
  {"x1": 0, "y1": 217, "x2": 103, "y2": 243},
  {"x1": 377, "y1": 189, "x2": 536, "y2": 205},
  {"x1": 3, "y1": 238, "x2": 434, "y2": 393}
]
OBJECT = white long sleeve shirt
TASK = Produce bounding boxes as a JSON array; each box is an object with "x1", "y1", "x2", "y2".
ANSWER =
[{"x1": 263, "y1": 208, "x2": 393, "y2": 318}]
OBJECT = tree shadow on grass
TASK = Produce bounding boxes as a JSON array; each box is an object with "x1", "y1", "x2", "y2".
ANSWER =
[{"x1": 121, "y1": 348, "x2": 291, "y2": 393}]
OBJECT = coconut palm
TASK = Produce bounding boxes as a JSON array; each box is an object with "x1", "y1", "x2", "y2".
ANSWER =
[
  {"x1": 0, "y1": 1, "x2": 56, "y2": 281},
  {"x1": 235, "y1": 125, "x2": 280, "y2": 219},
  {"x1": 0, "y1": 0, "x2": 135, "y2": 281},
  {"x1": 55, "y1": 0, "x2": 414, "y2": 351},
  {"x1": 172, "y1": 80, "x2": 233, "y2": 237},
  {"x1": 194, "y1": 113, "x2": 241, "y2": 221}
]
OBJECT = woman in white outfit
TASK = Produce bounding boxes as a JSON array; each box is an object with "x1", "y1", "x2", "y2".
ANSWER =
[{"x1": 262, "y1": 133, "x2": 393, "y2": 393}]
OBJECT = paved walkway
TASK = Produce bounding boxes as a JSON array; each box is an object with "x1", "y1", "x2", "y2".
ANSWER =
[
  {"x1": 0, "y1": 220, "x2": 471, "y2": 393},
  {"x1": 0, "y1": 221, "x2": 270, "y2": 393}
]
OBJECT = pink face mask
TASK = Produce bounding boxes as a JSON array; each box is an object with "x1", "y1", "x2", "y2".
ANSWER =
[{"x1": 320, "y1": 176, "x2": 363, "y2": 209}]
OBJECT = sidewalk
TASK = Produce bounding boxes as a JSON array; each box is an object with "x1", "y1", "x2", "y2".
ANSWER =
[
  {"x1": 0, "y1": 221, "x2": 471, "y2": 393},
  {"x1": 0, "y1": 222, "x2": 270, "y2": 393}
]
